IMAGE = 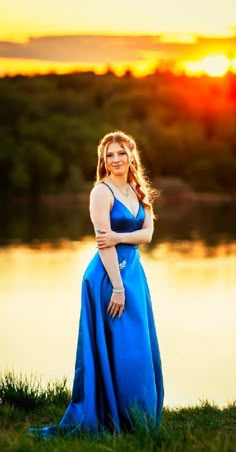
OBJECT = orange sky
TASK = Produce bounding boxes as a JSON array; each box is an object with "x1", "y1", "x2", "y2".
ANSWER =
[{"x1": 0, "y1": 0, "x2": 236, "y2": 77}]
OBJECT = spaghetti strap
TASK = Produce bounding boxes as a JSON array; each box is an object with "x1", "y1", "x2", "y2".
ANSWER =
[
  {"x1": 103, "y1": 181, "x2": 136, "y2": 196},
  {"x1": 102, "y1": 181, "x2": 115, "y2": 197}
]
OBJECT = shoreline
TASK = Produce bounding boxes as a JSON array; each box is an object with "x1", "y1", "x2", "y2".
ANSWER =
[{"x1": 3, "y1": 190, "x2": 236, "y2": 207}]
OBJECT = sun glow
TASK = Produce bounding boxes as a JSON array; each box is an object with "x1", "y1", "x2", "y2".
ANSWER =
[
  {"x1": 201, "y1": 55, "x2": 230, "y2": 77},
  {"x1": 184, "y1": 54, "x2": 232, "y2": 77}
]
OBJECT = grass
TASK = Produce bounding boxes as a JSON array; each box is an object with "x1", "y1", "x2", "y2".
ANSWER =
[{"x1": 0, "y1": 372, "x2": 235, "y2": 451}]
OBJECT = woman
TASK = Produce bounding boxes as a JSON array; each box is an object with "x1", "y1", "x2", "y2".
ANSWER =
[{"x1": 29, "y1": 130, "x2": 164, "y2": 437}]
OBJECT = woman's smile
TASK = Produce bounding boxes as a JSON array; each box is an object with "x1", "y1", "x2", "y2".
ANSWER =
[{"x1": 106, "y1": 142, "x2": 130, "y2": 177}]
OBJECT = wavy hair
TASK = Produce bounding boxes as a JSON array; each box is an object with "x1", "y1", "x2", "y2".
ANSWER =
[{"x1": 95, "y1": 130, "x2": 159, "y2": 214}]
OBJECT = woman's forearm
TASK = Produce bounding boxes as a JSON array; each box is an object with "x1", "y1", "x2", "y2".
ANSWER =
[
  {"x1": 118, "y1": 228, "x2": 153, "y2": 245},
  {"x1": 98, "y1": 247, "x2": 123, "y2": 288},
  {"x1": 96, "y1": 226, "x2": 153, "y2": 249}
]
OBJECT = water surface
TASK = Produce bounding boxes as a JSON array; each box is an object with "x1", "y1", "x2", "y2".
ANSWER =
[{"x1": 0, "y1": 200, "x2": 235, "y2": 407}]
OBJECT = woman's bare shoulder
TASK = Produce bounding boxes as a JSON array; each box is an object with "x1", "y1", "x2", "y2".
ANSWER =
[{"x1": 90, "y1": 183, "x2": 113, "y2": 204}]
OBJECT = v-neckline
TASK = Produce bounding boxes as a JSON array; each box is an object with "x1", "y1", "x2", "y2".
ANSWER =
[
  {"x1": 102, "y1": 181, "x2": 141, "y2": 219},
  {"x1": 114, "y1": 197, "x2": 141, "y2": 219}
]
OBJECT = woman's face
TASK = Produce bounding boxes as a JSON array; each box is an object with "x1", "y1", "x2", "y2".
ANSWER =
[{"x1": 105, "y1": 142, "x2": 130, "y2": 178}]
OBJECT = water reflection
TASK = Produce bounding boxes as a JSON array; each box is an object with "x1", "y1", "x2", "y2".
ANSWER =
[
  {"x1": 0, "y1": 240, "x2": 235, "y2": 408},
  {"x1": 0, "y1": 199, "x2": 236, "y2": 247}
]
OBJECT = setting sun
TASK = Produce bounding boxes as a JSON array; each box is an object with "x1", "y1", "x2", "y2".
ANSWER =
[
  {"x1": 183, "y1": 54, "x2": 232, "y2": 77},
  {"x1": 201, "y1": 55, "x2": 230, "y2": 77}
]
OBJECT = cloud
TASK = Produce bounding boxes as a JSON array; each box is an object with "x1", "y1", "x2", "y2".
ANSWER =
[{"x1": 0, "y1": 35, "x2": 235, "y2": 64}]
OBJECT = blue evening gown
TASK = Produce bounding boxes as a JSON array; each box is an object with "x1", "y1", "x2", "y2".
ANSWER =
[{"x1": 29, "y1": 183, "x2": 164, "y2": 437}]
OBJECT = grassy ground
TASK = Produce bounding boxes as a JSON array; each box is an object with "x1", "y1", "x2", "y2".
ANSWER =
[{"x1": 0, "y1": 372, "x2": 235, "y2": 451}]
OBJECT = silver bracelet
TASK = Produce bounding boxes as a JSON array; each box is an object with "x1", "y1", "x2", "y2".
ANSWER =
[{"x1": 112, "y1": 287, "x2": 125, "y2": 294}]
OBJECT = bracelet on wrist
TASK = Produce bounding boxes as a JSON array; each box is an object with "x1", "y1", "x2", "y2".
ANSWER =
[{"x1": 112, "y1": 287, "x2": 125, "y2": 294}]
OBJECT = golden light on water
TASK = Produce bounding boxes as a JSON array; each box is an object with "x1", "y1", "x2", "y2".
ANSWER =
[{"x1": 1, "y1": 241, "x2": 235, "y2": 407}]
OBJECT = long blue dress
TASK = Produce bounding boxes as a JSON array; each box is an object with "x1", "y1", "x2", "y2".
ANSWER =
[{"x1": 29, "y1": 184, "x2": 164, "y2": 437}]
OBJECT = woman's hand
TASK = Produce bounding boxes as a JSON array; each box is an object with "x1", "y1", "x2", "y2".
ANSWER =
[
  {"x1": 107, "y1": 292, "x2": 125, "y2": 318},
  {"x1": 96, "y1": 229, "x2": 119, "y2": 249}
]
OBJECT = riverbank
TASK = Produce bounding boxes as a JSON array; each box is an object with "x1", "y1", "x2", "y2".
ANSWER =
[
  {"x1": 4, "y1": 189, "x2": 236, "y2": 209},
  {"x1": 3, "y1": 176, "x2": 235, "y2": 208},
  {"x1": 0, "y1": 373, "x2": 235, "y2": 451}
]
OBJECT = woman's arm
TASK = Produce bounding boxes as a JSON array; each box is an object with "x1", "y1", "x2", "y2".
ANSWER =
[
  {"x1": 96, "y1": 208, "x2": 154, "y2": 249},
  {"x1": 89, "y1": 184, "x2": 125, "y2": 318},
  {"x1": 120, "y1": 210, "x2": 153, "y2": 244}
]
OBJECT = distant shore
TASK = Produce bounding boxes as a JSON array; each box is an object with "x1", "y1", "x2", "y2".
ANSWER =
[
  {"x1": 6, "y1": 188, "x2": 236, "y2": 208},
  {"x1": 4, "y1": 176, "x2": 236, "y2": 207}
]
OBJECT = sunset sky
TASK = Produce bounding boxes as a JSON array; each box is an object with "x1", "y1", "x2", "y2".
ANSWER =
[{"x1": 0, "y1": 0, "x2": 236, "y2": 76}]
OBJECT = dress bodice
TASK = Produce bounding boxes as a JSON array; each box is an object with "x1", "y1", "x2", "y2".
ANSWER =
[
  {"x1": 110, "y1": 197, "x2": 145, "y2": 233},
  {"x1": 102, "y1": 181, "x2": 145, "y2": 233}
]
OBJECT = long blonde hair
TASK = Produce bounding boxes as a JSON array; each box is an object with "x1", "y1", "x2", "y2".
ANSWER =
[{"x1": 95, "y1": 130, "x2": 159, "y2": 214}]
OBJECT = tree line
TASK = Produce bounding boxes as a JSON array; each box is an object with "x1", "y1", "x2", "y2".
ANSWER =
[{"x1": 0, "y1": 70, "x2": 235, "y2": 198}]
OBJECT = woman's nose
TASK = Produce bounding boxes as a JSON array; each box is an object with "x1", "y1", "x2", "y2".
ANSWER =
[{"x1": 113, "y1": 153, "x2": 120, "y2": 162}]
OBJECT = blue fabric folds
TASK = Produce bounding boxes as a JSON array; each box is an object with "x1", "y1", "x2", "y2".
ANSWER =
[{"x1": 29, "y1": 195, "x2": 164, "y2": 437}]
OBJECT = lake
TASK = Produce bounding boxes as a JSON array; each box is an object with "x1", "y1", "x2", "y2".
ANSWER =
[{"x1": 0, "y1": 198, "x2": 236, "y2": 408}]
